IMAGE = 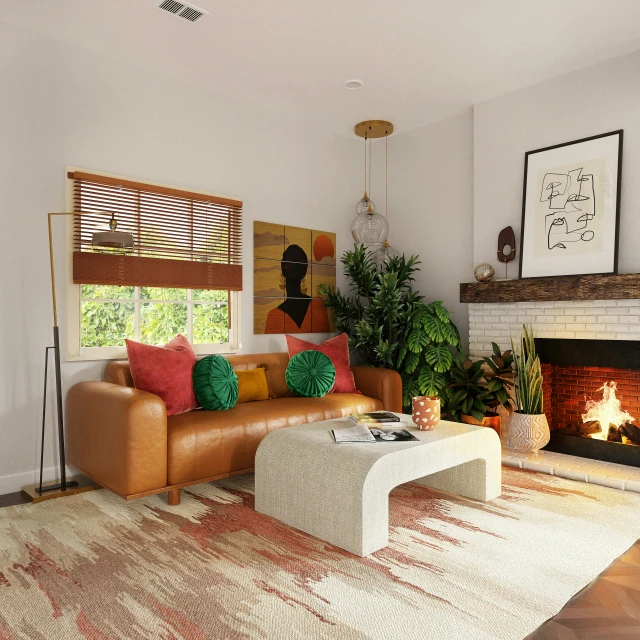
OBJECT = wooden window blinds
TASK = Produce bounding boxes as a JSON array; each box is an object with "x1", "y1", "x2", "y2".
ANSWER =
[{"x1": 70, "y1": 171, "x2": 243, "y2": 291}]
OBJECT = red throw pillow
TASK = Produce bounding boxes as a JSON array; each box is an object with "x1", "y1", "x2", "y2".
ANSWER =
[
  {"x1": 286, "y1": 333, "x2": 360, "y2": 394},
  {"x1": 125, "y1": 335, "x2": 198, "y2": 416}
]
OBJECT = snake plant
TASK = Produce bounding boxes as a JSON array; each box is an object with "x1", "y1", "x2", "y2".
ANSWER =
[{"x1": 511, "y1": 325, "x2": 544, "y2": 415}]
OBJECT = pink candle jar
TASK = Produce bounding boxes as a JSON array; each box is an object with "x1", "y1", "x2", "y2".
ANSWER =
[{"x1": 412, "y1": 396, "x2": 440, "y2": 430}]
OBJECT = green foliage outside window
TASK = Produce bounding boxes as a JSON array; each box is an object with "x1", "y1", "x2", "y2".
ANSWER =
[{"x1": 80, "y1": 284, "x2": 229, "y2": 348}]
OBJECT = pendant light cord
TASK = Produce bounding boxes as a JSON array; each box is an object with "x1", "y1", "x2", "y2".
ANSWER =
[
  {"x1": 368, "y1": 138, "x2": 372, "y2": 198},
  {"x1": 385, "y1": 133, "x2": 388, "y2": 221},
  {"x1": 364, "y1": 135, "x2": 368, "y2": 194}
]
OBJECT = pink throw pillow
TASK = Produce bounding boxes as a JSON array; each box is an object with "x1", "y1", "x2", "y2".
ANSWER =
[
  {"x1": 286, "y1": 333, "x2": 360, "y2": 394},
  {"x1": 125, "y1": 334, "x2": 198, "y2": 416}
]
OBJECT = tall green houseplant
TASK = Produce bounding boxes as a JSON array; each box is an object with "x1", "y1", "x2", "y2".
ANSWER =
[{"x1": 320, "y1": 244, "x2": 460, "y2": 408}]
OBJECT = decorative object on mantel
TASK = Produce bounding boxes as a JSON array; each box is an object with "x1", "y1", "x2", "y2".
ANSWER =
[
  {"x1": 460, "y1": 272, "x2": 640, "y2": 304},
  {"x1": 350, "y1": 120, "x2": 400, "y2": 266},
  {"x1": 497, "y1": 226, "x2": 516, "y2": 279},
  {"x1": 473, "y1": 263, "x2": 495, "y2": 282},
  {"x1": 503, "y1": 326, "x2": 550, "y2": 453},
  {"x1": 25, "y1": 211, "x2": 133, "y2": 503},
  {"x1": 519, "y1": 130, "x2": 623, "y2": 279}
]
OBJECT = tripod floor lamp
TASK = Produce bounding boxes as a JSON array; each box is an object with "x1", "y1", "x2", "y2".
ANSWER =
[{"x1": 24, "y1": 210, "x2": 134, "y2": 502}]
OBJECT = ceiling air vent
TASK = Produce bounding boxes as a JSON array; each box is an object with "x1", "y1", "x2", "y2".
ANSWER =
[{"x1": 155, "y1": 0, "x2": 208, "y2": 23}]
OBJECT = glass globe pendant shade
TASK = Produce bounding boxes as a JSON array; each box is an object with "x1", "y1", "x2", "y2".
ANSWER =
[
  {"x1": 373, "y1": 241, "x2": 400, "y2": 268},
  {"x1": 355, "y1": 191, "x2": 376, "y2": 215},
  {"x1": 350, "y1": 205, "x2": 389, "y2": 246}
]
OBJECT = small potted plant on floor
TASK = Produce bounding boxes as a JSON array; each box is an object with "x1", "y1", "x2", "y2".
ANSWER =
[
  {"x1": 502, "y1": 325, "x2": 550, "y2": 452},
  {"x1": 447, "y1": 353, "x2": 499, "y2": 432},
  {"x1": 447, "y1": 344, "x2": 514, "y2": 434}
]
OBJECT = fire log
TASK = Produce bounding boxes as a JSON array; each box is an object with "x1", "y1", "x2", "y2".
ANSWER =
[
  {"x1": 607, "y1": 425, "x2": 622, "y2": 443},
  {"x1": 620, "y1": 422, "x2": 640, "y2": 446},
  {"x1": 557, "y1": 421, "x2": 602, "y2": 437}
]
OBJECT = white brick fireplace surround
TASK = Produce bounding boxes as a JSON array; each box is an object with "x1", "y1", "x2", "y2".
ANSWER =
[
  {"x1": 468, "y1": 299, "x2": 640, "y2": 359},
  {"x1": 465, "y1": 295, "x2": 640, "y2": 493}
]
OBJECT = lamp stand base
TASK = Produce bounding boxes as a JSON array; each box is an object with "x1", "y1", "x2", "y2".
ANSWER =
[{"x1": 21, "y1": 477, "x2": 98, "y2": 503}]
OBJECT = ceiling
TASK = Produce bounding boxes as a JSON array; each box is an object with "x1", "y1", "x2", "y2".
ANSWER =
[{"x1": 3, "y1": 0, "x2": 640, "y2": 136}]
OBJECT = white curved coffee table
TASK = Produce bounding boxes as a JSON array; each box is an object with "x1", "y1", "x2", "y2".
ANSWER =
[{"x1": 255, "y1": 416, "x2": 501, "y2": 556}]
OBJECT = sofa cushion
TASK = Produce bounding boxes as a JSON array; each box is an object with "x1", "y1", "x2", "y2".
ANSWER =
[
  {"x1": 236, "y1": 368, "x2": 270, "y2": 403},
  {"x1": 166, "y1": 394, "x2": 383, "y2": 485},
  {"x1": 286, "y1": 333, "x2": 359, "y2": 394},
  {"x1": 125, "y1": 337, "x2": 198, "y2": 416},
  {"x1": 285, "y1": 351, "x2": 336, "y2": 397},
  {"x1": 193, "y1": 355, "x2": 239, "y2": 410}
]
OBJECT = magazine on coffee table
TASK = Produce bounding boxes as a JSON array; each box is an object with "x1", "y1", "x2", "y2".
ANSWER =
[
  {"x1": 348, "y1": 411, "x2": 402, "y2": 425},
  {"x1": 330, "y1": 424, "x2": 419, "y2": 443}
]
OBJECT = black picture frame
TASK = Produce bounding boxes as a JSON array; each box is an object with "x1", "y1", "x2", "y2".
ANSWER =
[{"x1": 519, "y1": 130, "x2": 623, "y2": 280}]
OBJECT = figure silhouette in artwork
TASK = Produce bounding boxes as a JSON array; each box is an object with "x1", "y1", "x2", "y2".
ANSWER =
[
  {"x1": 540, "y1": 168, "x2": 596, "y2": 250},
  {"x1": 265, "y1": 244, "x2": 330, "y2": 333}
]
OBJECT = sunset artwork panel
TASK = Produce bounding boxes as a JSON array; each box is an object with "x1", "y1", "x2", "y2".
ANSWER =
[{"x1": 253, "y1": 221, "x2": 336, "y2": 334}]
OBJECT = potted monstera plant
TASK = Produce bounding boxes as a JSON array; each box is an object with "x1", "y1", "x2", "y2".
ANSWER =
[{"x1": 502, "y1": 326, "x2": 550, "y2": 452}]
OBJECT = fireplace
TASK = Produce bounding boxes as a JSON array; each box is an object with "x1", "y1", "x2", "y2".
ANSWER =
[{"x1": 537, "y1": 338, "x2": 640, "y2": 467}]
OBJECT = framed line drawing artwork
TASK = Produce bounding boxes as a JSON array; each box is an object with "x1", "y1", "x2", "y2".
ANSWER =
[{"x1": 519, "y1": 130, "x2": 623, "y2": 279}]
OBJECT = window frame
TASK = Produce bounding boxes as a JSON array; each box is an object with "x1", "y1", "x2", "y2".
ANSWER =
[{"x1": 64, "y1": 167, "x2": 241, "y2": 362}]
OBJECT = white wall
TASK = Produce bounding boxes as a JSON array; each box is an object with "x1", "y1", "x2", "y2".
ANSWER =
[
  {"x1": 0, "y1": 25, "x2": 360, "y2": 493},
  {"x1": 369, "y1": 112, "x2": 474, "y2": 352},
  {"x1": 474, "y1": 49, "x2": 640, "y2": 274}
]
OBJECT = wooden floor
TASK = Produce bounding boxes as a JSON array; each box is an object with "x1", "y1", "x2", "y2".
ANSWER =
[
  {"x1": 527, "y1": 539, "x2": 640, "y2": 639},
  {"x1": 0, "y1": 491, "x2": 638, "y2": 638}
]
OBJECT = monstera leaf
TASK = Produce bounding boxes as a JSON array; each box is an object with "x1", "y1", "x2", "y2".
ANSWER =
[
  {"x1": 423, "y1": 343, "x2": 453, "y2": 373},
  {"x1": 417, "y1": 366, "x2": 446, "y2": 396}
]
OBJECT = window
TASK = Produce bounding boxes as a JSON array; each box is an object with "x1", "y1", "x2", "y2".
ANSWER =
[{"x1": 66, "y1": 169, "x2": 241, "y2": 360}]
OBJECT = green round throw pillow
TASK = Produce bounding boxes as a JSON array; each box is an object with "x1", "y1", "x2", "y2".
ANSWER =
[
  {"x1": 193, "y1": 355, "x2": 239, "y2": 410},
  {"x1": 285, "y1": 350, "x2": 336, "y2": 398}
]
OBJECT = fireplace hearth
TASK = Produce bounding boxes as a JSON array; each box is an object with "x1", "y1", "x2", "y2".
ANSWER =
[{"x1": 536, "y1": 338, "x2": 640, "y2": 468}]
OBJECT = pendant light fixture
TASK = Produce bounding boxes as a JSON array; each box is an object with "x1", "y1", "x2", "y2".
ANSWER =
[
  {"x1": 373, "y1": 130, "x2": 400, "y2": 267},
  {"x1": 91, "y1": 186, "x2": 134, "y2": 250},
  {"x1": 350, "y1": 120, "x2": 392, "y2": 250},
  {"x1": 355, "y1": 136, "x2": 375, "y2": 214}
]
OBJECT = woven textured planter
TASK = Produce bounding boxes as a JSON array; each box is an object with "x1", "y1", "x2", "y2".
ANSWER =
[{"x1": 503, "y1": 412, "x2": 550, "y2": 453}]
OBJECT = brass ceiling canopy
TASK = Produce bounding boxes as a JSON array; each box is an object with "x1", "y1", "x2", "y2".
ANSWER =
[{"x1": 354, "y1": 120, "x2": 394, "y2": 139}]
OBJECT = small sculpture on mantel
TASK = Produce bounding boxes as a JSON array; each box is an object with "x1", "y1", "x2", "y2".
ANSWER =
[
  {"x1": 497, "y1": 226, "x2": 516, "y2": 279},
  {"x1": 474, "y1": 263, "x2": 495, "y2": 282}
]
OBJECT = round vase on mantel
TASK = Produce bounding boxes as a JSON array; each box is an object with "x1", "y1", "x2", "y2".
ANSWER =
[
  {"x1": 502, "y1": 412, "x2": 550, "y2": 453},
  {"x1": 461, "y1": 413, "x2": 501, "y2": 436}
]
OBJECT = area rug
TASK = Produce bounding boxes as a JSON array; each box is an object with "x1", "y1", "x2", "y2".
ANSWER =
[{"x1": 1, "y1": 469, "x2": 639, "y2": 640}]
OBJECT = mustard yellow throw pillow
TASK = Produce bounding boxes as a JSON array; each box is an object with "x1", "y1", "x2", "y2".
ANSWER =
[{"x1": 236, "y1": 368, "x2": 270, "y2": 403}]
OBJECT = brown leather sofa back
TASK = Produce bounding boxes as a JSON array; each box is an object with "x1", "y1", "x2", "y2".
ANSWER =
[{"x1": 104, "y1": 352, "x2": 292, "y2": 398}]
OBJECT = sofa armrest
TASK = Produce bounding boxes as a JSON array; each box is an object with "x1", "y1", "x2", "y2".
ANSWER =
[
  {"x1": 66, "y1": 381, "x2": 167, "y2": 497},
  {"x1": 351, "y1": 366, "x2": 403, "y2": 412}
]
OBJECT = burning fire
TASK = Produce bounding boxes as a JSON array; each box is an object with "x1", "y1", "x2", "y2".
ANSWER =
[{"x1": 582, "y1": 381, "x2": 635, "y2": 441}]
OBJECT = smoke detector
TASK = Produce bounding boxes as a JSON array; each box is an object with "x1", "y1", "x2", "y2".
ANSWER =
[{"x1": 155, "y1": 0, "x2": 208, "y2": 22}]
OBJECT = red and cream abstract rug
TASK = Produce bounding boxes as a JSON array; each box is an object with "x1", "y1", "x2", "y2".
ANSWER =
[{"x1": 1, "y1": 468, "x2": 639, "y2": 639}]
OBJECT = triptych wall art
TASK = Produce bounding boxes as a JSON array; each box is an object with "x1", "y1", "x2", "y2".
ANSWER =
[{"x1": 253, "y1": 222, "x2": 336, "y2": 334}]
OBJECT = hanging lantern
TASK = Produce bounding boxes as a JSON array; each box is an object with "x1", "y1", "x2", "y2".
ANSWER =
[
  {"x1": 351, "y1": 203, "x2": 388, "y2": 247},
  {"x1": 351, "y1": 120, "x2": 397, "y2": 256}
]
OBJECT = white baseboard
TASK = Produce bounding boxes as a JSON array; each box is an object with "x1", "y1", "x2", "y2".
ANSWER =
[{"x1": 0, "y1": 466, "x2": 75, "y2": 496}]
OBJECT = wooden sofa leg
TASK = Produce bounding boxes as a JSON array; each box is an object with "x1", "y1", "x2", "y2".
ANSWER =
[{"x1": 168, "y1": 488, "x2": 180, "y2": 506}]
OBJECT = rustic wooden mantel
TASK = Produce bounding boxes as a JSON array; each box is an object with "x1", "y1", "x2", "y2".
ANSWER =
[{"x1": 460, "y1": 273, "x2": 640, "y2": 304}]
